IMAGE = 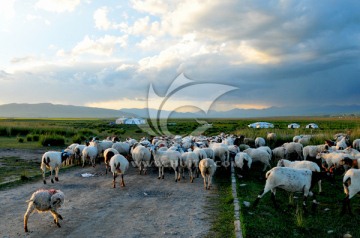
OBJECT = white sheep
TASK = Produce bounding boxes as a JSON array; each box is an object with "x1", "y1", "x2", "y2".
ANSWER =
[
  {"x1": 277, "y1": 159, "x2": 323, "y2": 193},
  {"x1": 103, "y1": 148, "x2": 119, "y2": 174},
  {"x1": 41, "y1": 151, "x2": 70, "y2": 184},
  {"x1": 199, "y1": 158, "x2": 217, "y2": 190},
  {"x1": 202, "y1": 147, "x2": 215, "y2": 160},
  {"x1": 255, "y1": 137, "x2": 266, "y2": 148},
  {"x1": 151, "y1": 147, "x2": 181, "y2": 182},
  {"x1": 316, "y1": 152, "x2": 354, "y2": 171},
  {"x1": 352, "y1": 139, "x2": 360, "y2": 151},
  {"x1": 112, "y1": 142, "x2": 131, "y2": 158},
  {"x1": 243, "y1": 148, "x2": 271, "y2": 172},
  {"x1": 131, "y1": 143, "x2": 151, "y2": 175},
  {"x1": 266, "y1": 132, "x2": 276, "y2": 141},
  {"x1": 110, "y1": 154, "x2": 129, "y2": 188},
  {"x1": 234, "y1": 152, "x2": 252, "y2": 171},
  {"x1": 303, "y1": 145, "x2": 329, "y2": 160},
  {"x1": 82, "y1": 141, "x2": 100, "y2": 167},
  {"x1": 24, "y1": 189, "x2": 65, "y2": 232},
  {"x1": 253, "y1": 167, "x2": 328, "y2": 211},
  {"x1": 272, "y1": 146, "x2": 286, "y2": 164},
  {"x1": 73, "y1": 144, "x2": 87, "y2": 165},
  {"x1": 180, "y1": 151, "x2": 199, "y2": 182},
  {"x1": 342, "y1": 168, "x2": 360, "y2": 214},
  {"x1": 336, "y1": 137, "x2": 348, "y2": 150},
  {"x1": 283, "y1": 142, "x2": 303, "y2": 161},
  {"x1": 209, "y1": 142, "x2": 230, "y2": 167}
]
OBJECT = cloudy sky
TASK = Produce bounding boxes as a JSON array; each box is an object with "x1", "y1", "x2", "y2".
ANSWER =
[{"x1": 0, "y1": 0, "x2": 359, "y2": 112}]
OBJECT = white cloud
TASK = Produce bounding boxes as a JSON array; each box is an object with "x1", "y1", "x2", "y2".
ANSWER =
[
  {"x1": 131, "y1": 0, "x2": 172, "y2": 15},
  {"x1": 70, "y1": 35, "x2": 128, "y2": 57},
  {"x1": 0, "y1": 0, "x2": 16, "y2": 19},
  {"x1": 94, "y1": 6, "x2": 111, "y2": 30},
  {"x1": 35, "y1": 0, "x2": 81, "y2": 13}
]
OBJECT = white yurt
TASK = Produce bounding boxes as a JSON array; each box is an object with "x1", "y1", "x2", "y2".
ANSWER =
[
  {"x1": 115, "y1": 117, "x2": 146, "y2": 125},
  {"x1": 248, "y1": 122, "x2": 274, "y2": 129},
  {"x1": 288, "y1": 123, "x2": 300, "y2": 129},
  {"x1": 305, "y1": 123, "x2": 319, "y2": 129}
]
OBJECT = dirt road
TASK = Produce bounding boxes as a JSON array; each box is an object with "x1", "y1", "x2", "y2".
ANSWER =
[{"x1": 0, "y1": 149, "x2": 218, "y2": 238}]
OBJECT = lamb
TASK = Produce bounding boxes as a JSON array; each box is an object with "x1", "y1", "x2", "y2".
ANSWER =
[
  {"x1": 342, "y1": 168, "x2": 360, "y2": 214},
  {"x1": 243, "y1": 148, "x2": 271, "y2": 172},
  {"x1": 24, "y1": 189, "x2": 65, "y2": 232},
  {"x1": 253, "y1": 167, "x2": 329, "y2": 212},
  {"x1": 103, "y1": 148, "x2": 119, "y2": 174},
  {"x1": 110, "y1": 154, "x2": 129, "y2": 188},
  {"x1": 277, "y1": 159, "x2": 323, "y2": 193},
  {"x1": 199, "y1": 158, "x2": 217, "y2": 190},
  {"x1": 255, "y1": 137, "x2": 266, "y2": 148},
  {"x1": 151, "y1": 146, "x2": 181, "y2": 182},
  {"x1": 41, "y1": 151, "x2": 70, "y2": 184},
  {"x1": 131, "y1": 143, "x2": 151, "y2": 175}
]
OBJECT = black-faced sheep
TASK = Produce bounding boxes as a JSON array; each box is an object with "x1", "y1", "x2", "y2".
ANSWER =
[
  {"x1": 24, "y1": 189, "x2": 65, "y2": 232},
  {"x1": 41, "y1": 151, "x2": 70, "y2": 184},
  {"x1": 342, "y1": 168, "x2": 360, "y2": 214}
]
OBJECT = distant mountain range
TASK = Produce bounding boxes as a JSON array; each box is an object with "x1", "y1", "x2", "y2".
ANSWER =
[
  {"x1": 0, "y1": 103, "x2": 359, "y2": 118},
  {"x1": 119, "y1": 105, "x2": 360, "y2": 118},
  {"x1": 0, "y1": 103, "x2": 135, "y2": 118}
]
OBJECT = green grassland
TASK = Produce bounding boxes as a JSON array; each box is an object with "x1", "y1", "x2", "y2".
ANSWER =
[{"x1": 0, "y1": 116, "x2": 360, "y2": 237}]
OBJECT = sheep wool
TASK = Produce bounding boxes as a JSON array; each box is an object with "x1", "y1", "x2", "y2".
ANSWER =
[{"x1": 24, "y1": 189, "x2": 65, "y2": 232}]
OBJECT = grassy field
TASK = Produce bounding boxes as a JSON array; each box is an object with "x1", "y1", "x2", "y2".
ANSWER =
[{"x1": 0, "y1": 116, "x2": 360, "y2": 237}]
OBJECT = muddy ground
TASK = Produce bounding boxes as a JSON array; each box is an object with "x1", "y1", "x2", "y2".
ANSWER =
[{"x1": 0, "y1": 149, "x2": 219, "y2": 238}]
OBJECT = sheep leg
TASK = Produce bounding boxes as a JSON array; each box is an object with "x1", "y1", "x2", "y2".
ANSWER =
[
  {"x1": 120, "y1": 174, "x2": 125, "y2": 187},
  {"x1": 318, "y1": 180, "x2": 322, "y2": 194},
  {"x1": 174, "y1": 168, "x2": 178, "y2": 182},
  {"x1": 113, "y1": 173, "x2": 117, "y2": 188},
  {"x1": 55, "y1": 167, "x2": 59, "y2": 182},
  {"x1": 253, "y1": 186, "x2": 272, "y2": 208},
  {"x1": 42, "y1": 168, "x2": 46, "y2": 184},
  {"x1": 208, "y1": 175, "x2": 212, "y2": 189},
  {"x1": 302, "y1": 196, "x2": 308, "y2": 213},
  {"x1": 50, "y1": 169, "x2": 54, "y2": 183},
  {"x1": 270, "y1": 191, "x2": 279, "y2": 209},
  {"x1": 162, "y1": 167, "x2": 165, "y2": 179},
  {"x1": 203, "y1": 176, "x2": 207, "y2": 189},
  {"x1": 24, "y1": 203, "x2": 35, "y2": 232},
  {"x1": 50, "y1": 210, "x2": 61, "y2": 227},
  {"x1": 341, "y1": 196, "x2": 351, "y2": 215},
  {"x1": 158, "y1": 167, "x2": 162, "y2": 179}
]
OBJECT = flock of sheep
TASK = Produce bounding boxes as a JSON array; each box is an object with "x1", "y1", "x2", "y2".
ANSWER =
[{"x1": 24, "y1": 131, "x2": 360, "y2": 232}]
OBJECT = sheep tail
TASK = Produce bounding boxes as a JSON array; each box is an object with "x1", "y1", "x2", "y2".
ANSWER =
[{"x1": 265, "y1": 169, "x2": 273, "y2": 179}]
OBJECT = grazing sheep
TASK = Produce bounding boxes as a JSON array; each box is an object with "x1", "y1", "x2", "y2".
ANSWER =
[
  {"x1": 131, "y1": 143, "x2": 151, "y2": 175},
  {"x1": 253, "y1": 167, "x2": 329, "y2": 212},
  {"x1": 342, "y1": 168, "x2": 360, "y2": 214},
  {"x1": 199, "y1": 158, "x2": 217, "y2": 190},
  {"x1": 316, "y1": 152, "x2": 353, "y2": 171},
  {"x1": 272, "y1": 146, "x2": 286, "y2": 164},
  {"x1": 110, "y1": 154, "x2": 129, "y2": 188},
  {"x1": 151, "y1": 147, "x2": 181, "y2": 182},
  {"x1": 352, "y1": 139, "x2": 360, "y2": 151},
  {"x1": 255, "y1": 137, "x2": 266, "y2": 148},
  {"x1": 234, "y1": 152, "x2": 252, "y2": 178},
  {"x1": 103, "y1": 148, "x2": 119, "y2": 174},
  {"x1": 266, "y1": 132, "x2": 276, "y2": 141},
  {"x1": 336, "y1": 137, "x2": 348, "y2": 150},
  {"x1": 24, "y1": 189, "x2": 65, "y2": 232},
  {"x1": 41, "y1": 151, "x2": 70, "y2": 184},
  {"x1": 243, "y1": 148, "x2": 271, "y2": 172},
  {"x1": 277, "y1": 159, "x2": 323, "y2": 193},
  {"x1": 303, "y1": 145, "x2": 329, "y2": 161},
  {"x1": 283, "y1": 142, "x2": 303, "y2": 161}
]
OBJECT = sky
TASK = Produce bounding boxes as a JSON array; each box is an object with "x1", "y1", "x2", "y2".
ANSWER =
[{"x1": 0, "y1": 0, "x2": 359, "y2": 113}]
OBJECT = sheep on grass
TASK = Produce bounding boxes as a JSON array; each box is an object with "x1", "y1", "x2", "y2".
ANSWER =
[
  {"x1": 24, "y1": 189, "x2": 64, "y2": 232},
  {"x1": 342, "y1": 168, "x2": 360, "y2": 214}
]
